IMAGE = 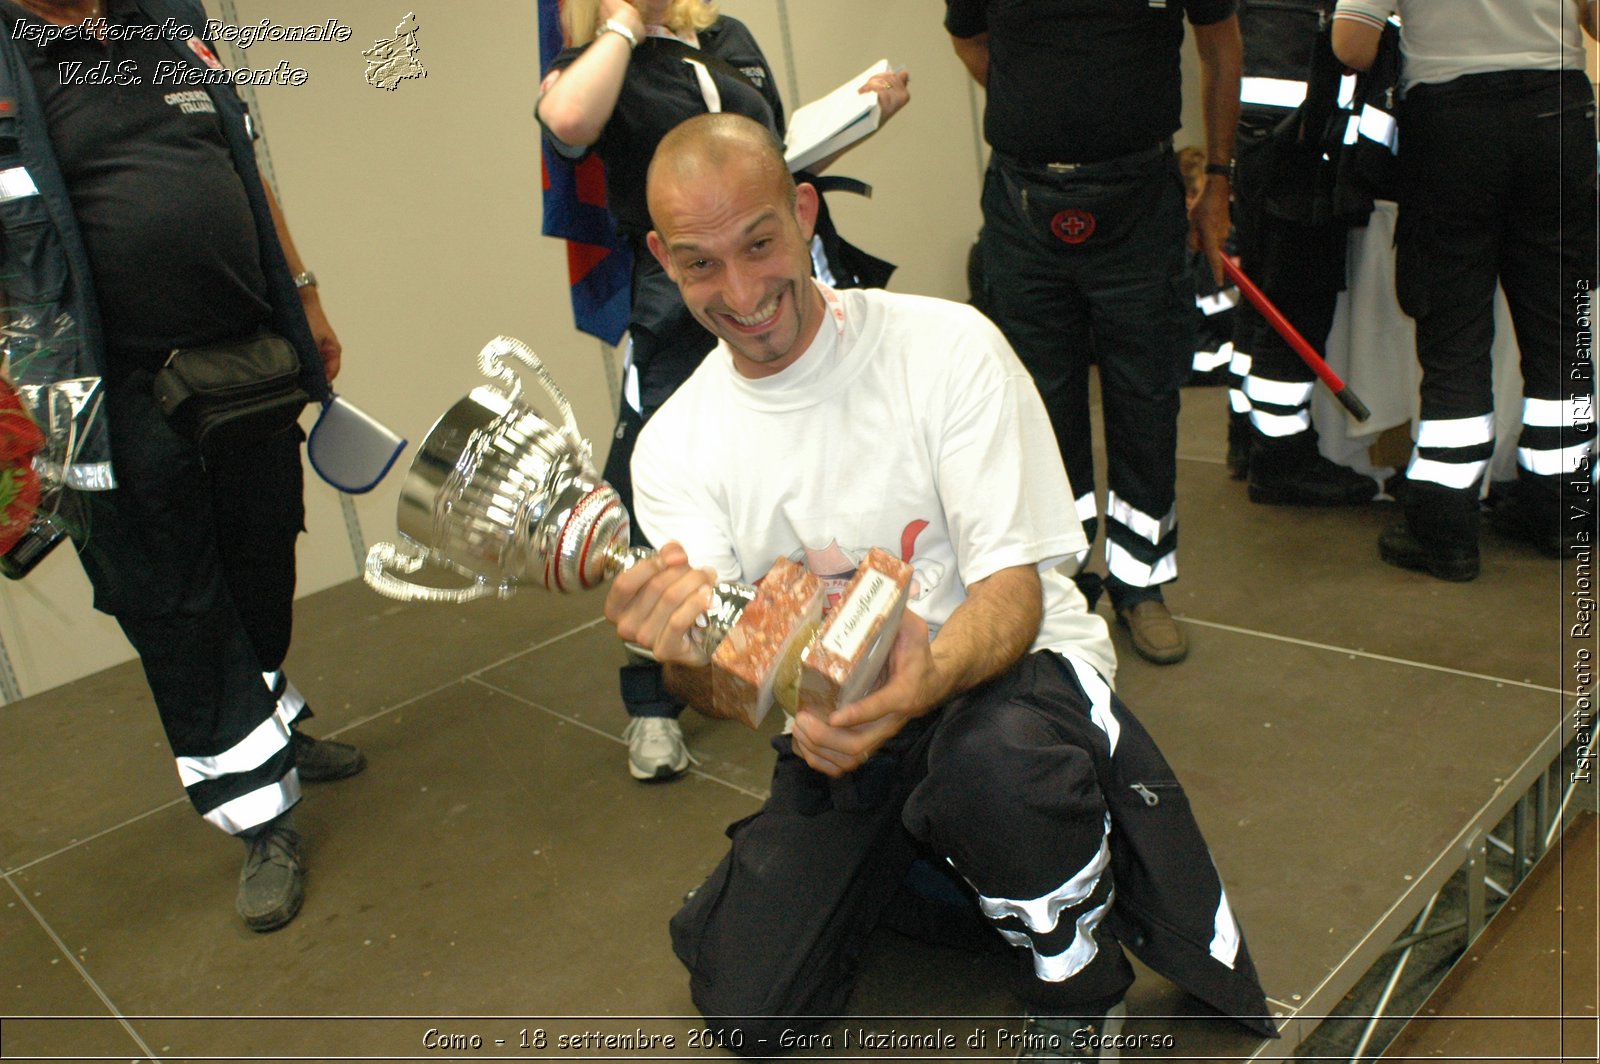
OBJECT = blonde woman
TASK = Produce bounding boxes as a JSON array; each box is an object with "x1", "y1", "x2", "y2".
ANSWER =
[{"x1": 537, "y1": 0, "x2": 908, "y2": 782}]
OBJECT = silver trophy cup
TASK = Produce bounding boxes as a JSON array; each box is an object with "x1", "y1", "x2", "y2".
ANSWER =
[{"x1": 363, "y1": 336, "x2": 753, "y2": 658}]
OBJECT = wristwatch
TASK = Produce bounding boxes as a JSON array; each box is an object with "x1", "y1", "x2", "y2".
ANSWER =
[
  {"x1": 1204, "y1": 160, "x2": 1236, "y2": 184},
  {"x1": 292, "y1": 271, "x2": 318, "y2": 290}
]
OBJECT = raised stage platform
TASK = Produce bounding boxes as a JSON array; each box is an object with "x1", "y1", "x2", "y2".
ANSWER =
[{"x1": 1, "y1": 389, "x2": 1591, "y2": 1062}]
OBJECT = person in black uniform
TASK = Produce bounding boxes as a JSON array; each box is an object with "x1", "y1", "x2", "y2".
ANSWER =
[
  {"x1": 1334, "y1": 0, "x2": 1598, "y2": 578},
  {"x1": 0, "y1": 0, "x2": 364, "y2": 932},
  {"x1": 538, "y1": 0, "x2": 906, "y2": 780},
  {"x1": 946, "y1": 0, "x2": 1243, "y2": 667},
  {"x1": 1226, "y1": 0, "x2": 1378, "y2": 505}
]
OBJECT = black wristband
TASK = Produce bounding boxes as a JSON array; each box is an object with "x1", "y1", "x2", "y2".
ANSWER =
[{"x1": 1204, "y1": 161, "x2": 1235, "y2": 183}]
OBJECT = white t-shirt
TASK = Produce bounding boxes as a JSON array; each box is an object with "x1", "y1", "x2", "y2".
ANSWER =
[
  {"x1": 633, "y1": 282, "x2": 1118, "y2": 684},
  {"x1": 1334, "y1": 0, "x2": 1586, "y2": 91}
]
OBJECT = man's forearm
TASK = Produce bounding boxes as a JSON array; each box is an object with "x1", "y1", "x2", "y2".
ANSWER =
[
  {"x1": 1194, "y1": 18, "x2": 1242, "y2": 171},
  {"x1": 924, "y1": 564, "x2": 1042, "y2": 710}
]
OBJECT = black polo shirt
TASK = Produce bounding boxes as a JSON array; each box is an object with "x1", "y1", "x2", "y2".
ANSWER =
[
  {"x1": 1, "y1": 0, "x2": 270, "y2": 354},
  {"x1": 946, "y1": 0, "x2": 1238, "y2": 164}
]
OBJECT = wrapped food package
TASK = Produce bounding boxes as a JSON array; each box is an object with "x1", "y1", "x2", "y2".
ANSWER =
[
  {"x1": 799, "y1": 547, "x2": 913, "y2": 717},
  {"x1": 711, "y1": 557, "x2": 824, "y2": 728}
]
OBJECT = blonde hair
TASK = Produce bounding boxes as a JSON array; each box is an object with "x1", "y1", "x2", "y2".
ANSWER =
[{"x1": 563, "y1": 0, "x2": 719, "y2": 45}]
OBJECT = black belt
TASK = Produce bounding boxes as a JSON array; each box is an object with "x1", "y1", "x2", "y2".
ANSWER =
[{"x1": 992, "y1": 139, "x2": 1172, "y2": 179}]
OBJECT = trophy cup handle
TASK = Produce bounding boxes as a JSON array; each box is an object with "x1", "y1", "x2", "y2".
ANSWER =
[
  {"x1": 363, "y1": 540, "x2": 511, "y2": 604},
  {"x1": 476, "y1": 336, "x2": 594, "y2": 477}
]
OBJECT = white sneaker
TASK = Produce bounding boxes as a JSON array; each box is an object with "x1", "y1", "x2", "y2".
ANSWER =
[{"x1": 622, "y1": 716, "x2": 690, "y2": 780}]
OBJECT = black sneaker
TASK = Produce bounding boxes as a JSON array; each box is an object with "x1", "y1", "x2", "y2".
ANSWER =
[
  {"x1": 1248, "y1": 450, "x2": 1377, "y2": 506},
  {"x1": 291, "y1": 729, "x2": 366, "y2": 782},
  {"x1": 1378, "y1": 523, "x2": 1479, "y2": 582},
  {"x1": 1013, "y1": 1001, "x2": 1128, "y2": 1060},
  {"x1": 236, "y1": 813, "x2": 304, "y2": 932}
]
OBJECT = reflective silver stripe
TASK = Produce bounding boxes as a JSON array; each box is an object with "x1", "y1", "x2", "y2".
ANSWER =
[
  {"x1": 1074, "y1": 492, "x2": 1098, "y2": 524},
  {"x1": 1229, "y1": 348, "x2": 1252, "y2": 377},
  {"x1": 1523, "y1": 397, "x2": 1568, "y2": 428},
  {"x1": 1024, "y1": 898, "x2": 1114, "y2": 982},
  {"x1": 1518, "y1": 441, "x2": 1592, "y2": 477},
  {"x1": 975, "y1": 813, "x2": 1112, "y2": 934},
  {"x1": 1358, "y1": 105, "x2": 1398, "y2": 153},
  {"x1": 1193, "y1": 341, "x2": 1233, "y2": 373},
  {"x1": 1407, "y1": 454, "x2": 1489, "y2": 490},
  {"x1": 176, "y1": 711, "x2": 292, "y2": 786},
  {"x1": 1106, "y1": 492, "x2": 1175, "y2": 545},
  {"x1": 1337, "y1": 72, "x2": 1357, "y2": 110},
  {"x1": 65, "y1": 461, "x2": 117, "y2": 491},
  {"x1": 1343, "y1": 114, "x2": 1361, "y2": 146},
  {"x1": 1196, "y1": 290, "x2": 1239, "y2": 316},
  {"x1": 263, "y1": 670, "x2": 308, "y2": 724},
  {"x1": 278, "y1": 678, "x2": 307, "y2": 722},
  {"x1": 1250, "y1": 408, "x2": 1312, "y2": 437},
  {"x1": 1239, "y1": 76, "x2": 1306, "y2": 109},
  {"x1": 1244, "y1": 375, "x2": 1314, "y2": 408},
  {"x1": 1105, "y1": 539, "x2": 1177, "y2": 587},
  {"x1": 1229, "y1": 388, "x2": 1251, "y2": 414},
  {"x1": 0, "y1": 165, "x2": 39, "y2": 201},
  {"x1": 1416, "y1": 414, "x2": 1496, "y2": 449},
  {"x1": 1065, "y1": 655, "x2": 1120, "y2": 757},
  {"x1": 202, "y1": 772, "x2": 301, "y2": 834},
  {"x1": 1211, "y1": 886, "x2": 1242, "y2": 969}
]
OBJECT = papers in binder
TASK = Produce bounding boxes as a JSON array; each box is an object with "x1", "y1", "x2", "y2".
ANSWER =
[{"x1": 783, "y1": 59, "x2": 890, "y2": 173}]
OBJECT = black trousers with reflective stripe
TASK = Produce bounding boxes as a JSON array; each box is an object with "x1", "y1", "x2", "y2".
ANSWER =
[
  {"x1": 668, "y1": 652, "x2": 1272, "y2": 1050},
  {"x1": 1395, "y1": 69, "x2": 1597, "y2": 534},
  {"x1": 1233, "y1": 122, "x2": 1346, "y2": 405},
  {"x1": 68, "y1": 362, "x2": 301, "y2": 830},
  {"x1": 977, "y1": 153, "x2": 1191, "y2": 602}
]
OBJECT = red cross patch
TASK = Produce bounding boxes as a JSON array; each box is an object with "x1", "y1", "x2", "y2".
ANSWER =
[
  {"x1": 186, "y1": 37, "x2": 224, "y2": 69},
  {"x1": 1051, "y1": 209, "x2": 1096, "y2": 245}
]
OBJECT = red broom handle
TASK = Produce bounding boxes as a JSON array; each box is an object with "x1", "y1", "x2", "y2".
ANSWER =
[{"x1": 1222, "y1": 257, "x2": 1371, "y2": 422}]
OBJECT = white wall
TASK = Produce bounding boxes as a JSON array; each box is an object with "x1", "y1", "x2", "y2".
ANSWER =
[{"x1": 0, "y1": 0, "x2": 1213, "y2": 698}]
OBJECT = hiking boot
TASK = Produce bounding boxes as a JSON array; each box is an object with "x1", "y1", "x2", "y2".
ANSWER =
[
  {"x1": 1486, "y1": 486, "x2": 1581, "y2": 558},
  {"x1": 236, "y1": 812, "x2": 304, "y2": 933},
  {"x1": 1378, "y1": 523, "x2": 1479, "y2": 582},
  {"x1": 622, "y1": 716, "x2": 690, "y2": 781},
  {"x1": 1247, "y1": 445, "x2": 1377, "y2": 506},
  {"x1": 290, "y1": 730, "x2": 366, "y2": 783}
]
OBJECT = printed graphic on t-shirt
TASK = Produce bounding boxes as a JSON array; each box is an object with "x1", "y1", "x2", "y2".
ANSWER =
[{"x1": 790, "y1": 520, "x2": 944, "y2": 611}]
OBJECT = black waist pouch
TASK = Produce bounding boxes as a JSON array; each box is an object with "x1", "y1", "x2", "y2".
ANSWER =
[
  {"x1": 153, "y1": 332, "x2": 308, "y2": 457},
  {"x1": 995, "y1": 148, "x2": 1172, "y2": 249}
]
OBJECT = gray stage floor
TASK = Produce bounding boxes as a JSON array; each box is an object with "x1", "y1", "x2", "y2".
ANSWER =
[{"x1": 0, "y1": 386, "x2": 1585, "y2": 1062}]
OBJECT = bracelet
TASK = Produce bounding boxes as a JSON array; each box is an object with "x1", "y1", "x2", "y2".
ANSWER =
[
  {"x1": 293, "y1": 270, "x2": 317, "y2": 290},
  {"x1": 601, "y1": 17, "x2": 638, "y2": 50},
  {"x1": 1204, "y1": 160, "x2": 1235, "y2": 184}
]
